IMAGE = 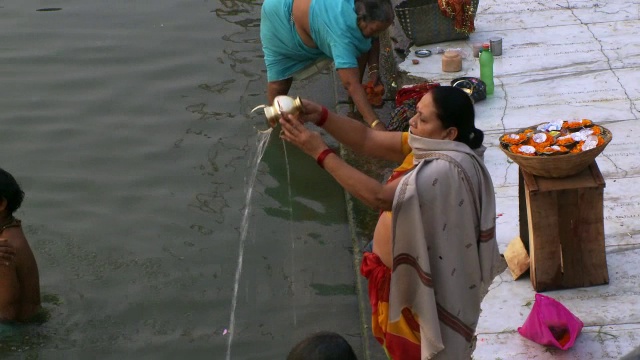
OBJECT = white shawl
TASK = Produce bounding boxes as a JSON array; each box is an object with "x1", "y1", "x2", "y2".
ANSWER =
[{"x1": 389, "y1": 133, "x2": 505, "y2": 359}]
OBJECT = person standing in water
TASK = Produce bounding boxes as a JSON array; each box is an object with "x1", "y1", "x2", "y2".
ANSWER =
[
  {"x1": 260, "y1": 0, "x2": 394, "y2": 130},
  {"x1": 0, "y1": 168, "x2": 41, "y2": 322}
]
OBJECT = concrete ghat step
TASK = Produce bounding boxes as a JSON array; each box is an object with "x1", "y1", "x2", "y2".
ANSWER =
[{"x1": 474, "y1": 248, "x2": 640, "y2": 358}]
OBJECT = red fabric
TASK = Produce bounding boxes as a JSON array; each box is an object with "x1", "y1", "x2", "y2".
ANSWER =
[
  {"x1": 361, "y1": 252, "x2": 422, "y2": 360},
  {"x1": 361, "y1": 252, "x2": 391, "y2": 309},
  {"x1": 386, "y1": 166, "x2": 412, "y2": 185},
  {"x1": 394, "y1": 82, "x2": 440, "y2": 107},
  {"x1": 438, "y1": 0, "x2": 475, "y2": 33},
  {"x1": 385, "y1": 332, "x2": 421, "y2": 360}
]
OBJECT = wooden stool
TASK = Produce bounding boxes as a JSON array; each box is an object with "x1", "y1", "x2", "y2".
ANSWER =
[{"x1": 518, "y1": 162, "x2": 609, "y2": 292}]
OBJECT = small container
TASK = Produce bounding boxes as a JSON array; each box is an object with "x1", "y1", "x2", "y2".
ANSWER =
[
  {"x1": 472, "y1": 42, "x2": 483, "y2": 58},
  {"x1": 442, "y1": 50, "x2": 462, "y2": 72},
  {"x1": 251, "y1": 95, "x2": 304, "y2": 128},
  {"x1": 490, "y1": 37, "x2": 503, "y2": 56}
]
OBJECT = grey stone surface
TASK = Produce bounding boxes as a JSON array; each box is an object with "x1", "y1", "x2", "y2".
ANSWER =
[{"x1": 359, "y1": 0, "x2": 640, "y2": 358}]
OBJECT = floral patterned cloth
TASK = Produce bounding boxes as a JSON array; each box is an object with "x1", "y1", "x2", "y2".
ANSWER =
[{"x1": 438, "y1": 0, "x2": 476, "y2": 34}]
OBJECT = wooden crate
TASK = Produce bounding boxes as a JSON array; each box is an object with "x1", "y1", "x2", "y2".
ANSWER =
[{"x1": 519, "y1": 162, "x2": 609, "y2": 292}]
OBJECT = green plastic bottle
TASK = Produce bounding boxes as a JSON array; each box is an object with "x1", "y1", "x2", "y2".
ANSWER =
[{"x1": 479, "y1": 43, "x2": 494, "y2": 95}]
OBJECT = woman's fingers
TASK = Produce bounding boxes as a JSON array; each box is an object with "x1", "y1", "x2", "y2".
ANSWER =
[
  {"x1": 300, "y1": 99, "x2": 320, "y2": 114},
  {"x1": 280, "y1": 113, "x2": 312, "y2": 149},
  {"x1": 0, "y1": 253, "x2": 13, "y2": 263},
  {"x1": 278, "y1": 117, "x2": 328, "y2": 159},
  {"x1": 280, "y1": 112, "x2": 303, "y2": 134},
  {"x1": 0, "y1": 240, "x2": 15, "y2": 264},
  {"x1": 279, "y1": 114, "x2": 296, "y2": 141},
  {"x1": 279, "y1": 112, "x2": 293, "y2": 127}
]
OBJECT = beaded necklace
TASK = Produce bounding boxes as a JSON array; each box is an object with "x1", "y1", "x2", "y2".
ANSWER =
[{"x1": 0, "y1": 216, "x2": 21, "y2": 233}]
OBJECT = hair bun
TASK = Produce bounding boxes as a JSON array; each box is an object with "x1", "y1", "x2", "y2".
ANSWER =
[{"x1": 468, "y1": 127, "x2": 484, "y2": 149}]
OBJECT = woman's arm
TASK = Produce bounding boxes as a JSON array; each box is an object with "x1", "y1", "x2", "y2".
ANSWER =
[
  {"x1": 336, "y1": 68, "x2": 385, "y2": 130},
  {"x1": 0, "y1": 238, "x2": 15, "y2": 265},
  {"x1": 321, "y1": 150, "x2": 403, "y2": 210},
  {"x1": 292, "y1": 99, "x2": 406, "y2": 163},
  {"x1": 279, "y1": 113, "x2": 401, "y2": 210},
  {"x1": 366, "y1": 37, "x2": 381, "y2": 85},
  {"x1": 15, "y1": 238, "x2": 41, "y2": 321},
  {"x1": 0, "y1": 240, "x2": 19, "y2": 321}
]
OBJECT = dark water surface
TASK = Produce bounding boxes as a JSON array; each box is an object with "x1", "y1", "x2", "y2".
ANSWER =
[{"x1": 0, "y1": 1, "x2": 362, "y2": 358}]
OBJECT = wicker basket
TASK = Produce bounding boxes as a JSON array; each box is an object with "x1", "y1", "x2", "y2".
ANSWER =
[
  {"x1": 499, "y1": 125, "x2": 613, "y2": 178},
  {"x1": 394, "y1": 0, "x2": 479, "y2": 46}
]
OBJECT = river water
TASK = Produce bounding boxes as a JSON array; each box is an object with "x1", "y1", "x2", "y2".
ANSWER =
[{"x1": 0, "y1": 1, "x2": 362, "y2": 358}]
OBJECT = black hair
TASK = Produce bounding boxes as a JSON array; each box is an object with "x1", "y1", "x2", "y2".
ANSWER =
[
  {"x1": 355, "y1": 0, "x2": 394, "y2": 24},
  {"x1": 287, "y1": 331, "x2": 358, "y2": 360},
  {"x1": 0, "y1": 168, "x2": 25, "y2": 215},
  {"x1": 430, "y1": 86, "x2": 484, "y2": 149}
]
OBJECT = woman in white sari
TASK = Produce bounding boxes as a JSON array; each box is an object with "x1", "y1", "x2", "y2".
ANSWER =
[{"x1": 279, "y1": 86, "x2": 505, "y2": 360}]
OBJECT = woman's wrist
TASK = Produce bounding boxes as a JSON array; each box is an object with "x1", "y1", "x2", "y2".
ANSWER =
[
  {"x1": 315, "y1": 106, "x2": 329, "y2": 127},
  {"x1": 368, "y1": 63, "x2": 379, "y2": 76},
  {"x1": 316, "y1": 148, "x2": 337, "y2": 169}
]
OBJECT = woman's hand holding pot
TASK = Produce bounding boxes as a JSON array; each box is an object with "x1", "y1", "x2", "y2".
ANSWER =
[{"x1": 279, "y1": 111, "x2": 329, "y2": 159}]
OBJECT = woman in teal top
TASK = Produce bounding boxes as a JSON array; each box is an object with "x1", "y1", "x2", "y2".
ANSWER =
[{"x1": 260, "y1": 0, "x2": 393, "y2": 130}]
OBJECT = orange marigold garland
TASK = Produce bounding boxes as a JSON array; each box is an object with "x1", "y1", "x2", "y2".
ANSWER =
[
  {"x1": 582, "y1": 135, "x2": 604, "y2": 151},
  {"x1": 527, "y1": 132, "x2": 554, "y2": 151},
  {"x1": 540, "y1": 145, "x2": 569, "y2": 155},
  {"x1": 363, "y1": 80, "x2": 384, "y2": 107},
  {"x1": 510, "y1": 145, "x2": 536, "y2": 156},
  {"x1": 570, "y1": 143, "x2": 583, "y2": 154},
  {"x1": 569, "y1": 135, "x2": 604, "y2": 153},
  {"x1": 562, "y1": 119, "x2": 593, "y2": 130},
  {"x1": 503, "y1": 120, "x2": 607, "y2": 157},
  {"x1": 556, "y1": 134, "x2": 576, "y2": 146},
  {"x1": 501, "y1": 133, "x2": 527, "y2": 145}
]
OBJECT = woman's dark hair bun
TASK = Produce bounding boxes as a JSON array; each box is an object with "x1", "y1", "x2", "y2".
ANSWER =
[{"x1": 468, "y1": 127, "x2": 484, "y2": 149}]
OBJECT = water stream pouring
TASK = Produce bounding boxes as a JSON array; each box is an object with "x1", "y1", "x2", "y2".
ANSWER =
[
  {"x1": 226, "y1": 130, "x2": 271, "y2": 360},
  {"x1": 251, "y1": 95, "x2": 304, "y2": 130}
]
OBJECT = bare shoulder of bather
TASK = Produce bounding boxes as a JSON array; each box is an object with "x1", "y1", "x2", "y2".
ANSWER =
[
  {"x1": 292, "y1": 0, "x2": 317, "y2": 48},
  {"x1": 0, "y1": 226, "x2": 41, "y2": 322}
]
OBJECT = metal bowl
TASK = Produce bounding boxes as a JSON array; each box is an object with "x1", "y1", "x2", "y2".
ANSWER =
[{"x1": 414, "y1": 49, "x2": 432, "y2": 58}]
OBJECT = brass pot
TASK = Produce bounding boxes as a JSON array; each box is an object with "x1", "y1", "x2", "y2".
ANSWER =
[{"x1": 251, "y1": 96, "x2": 304, "y2": 129}]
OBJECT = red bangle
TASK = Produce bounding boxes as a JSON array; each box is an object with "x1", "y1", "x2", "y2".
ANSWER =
[
  {"x1": 316, "y1": 148, "x2": 336, "y2": 169},
  {"x1": 315, "y1": 107, "x2": 329, "y2": 127}
]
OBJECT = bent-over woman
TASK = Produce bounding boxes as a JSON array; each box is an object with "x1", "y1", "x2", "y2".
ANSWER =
[{"x1": 260, "y1": 0, "x2": 393, "y2": 130}]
